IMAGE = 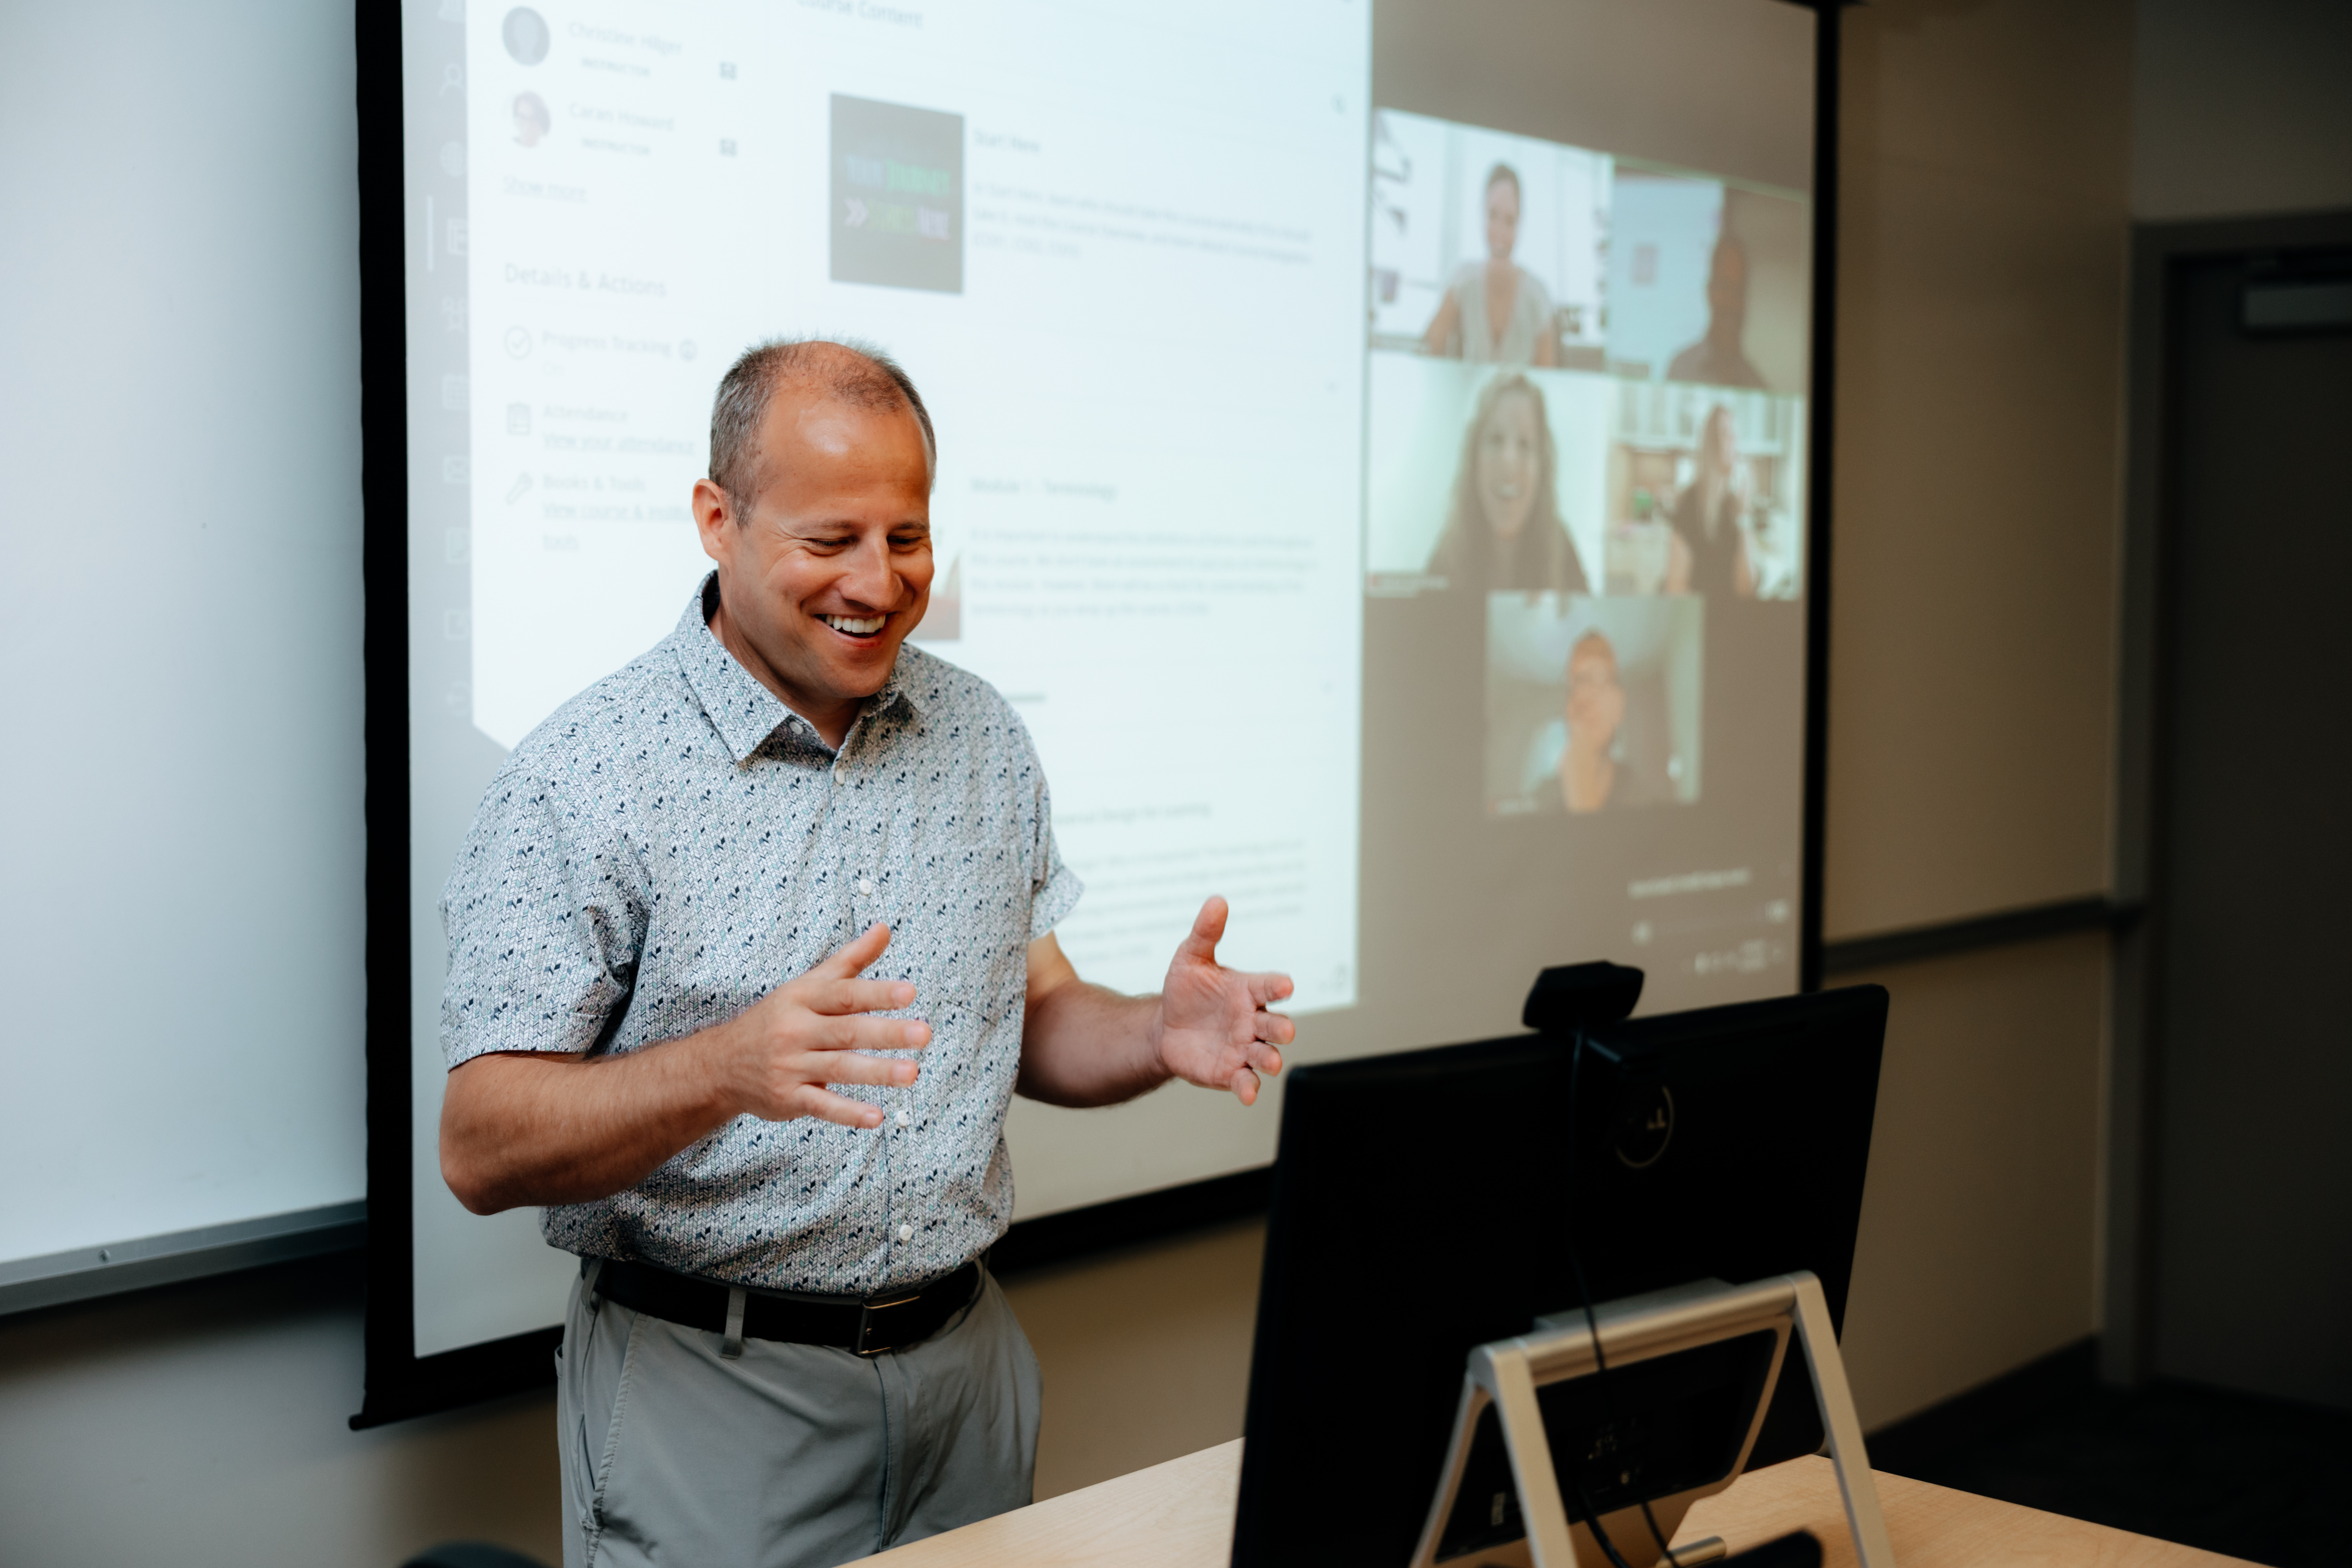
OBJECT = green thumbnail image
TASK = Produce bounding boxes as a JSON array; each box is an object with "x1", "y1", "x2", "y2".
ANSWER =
[{"x1": 831, "y1": 94, "x2": 964, "y2": 294}]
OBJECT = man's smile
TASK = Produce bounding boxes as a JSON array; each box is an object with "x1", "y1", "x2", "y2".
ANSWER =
[{"x1": 819, "y1": 612, "x2": 888, "y2": 640}]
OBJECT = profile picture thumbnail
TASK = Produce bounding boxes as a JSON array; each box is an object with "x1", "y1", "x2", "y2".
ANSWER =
[
  {"x1": 502, "y1": 7, "x2": 550, "y2": 66},
  {"x1": 512, "y1": 91, "x2": 551, "y2": 148},
  {"x1": 1486, "y1": 593, "x2": 1703, "y2": 816},
  {"x1": 830, "y1": 94, "x2": 964, "y2": 295}
]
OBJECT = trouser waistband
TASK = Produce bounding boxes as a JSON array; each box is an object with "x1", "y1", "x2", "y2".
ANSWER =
[{"x1": 586, "y1": 1254, "x2": 982, "y2": 1358}]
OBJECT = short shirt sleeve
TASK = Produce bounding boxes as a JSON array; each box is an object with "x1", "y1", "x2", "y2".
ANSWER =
[
  {"x1": 1030, "y1": 816, "x2": 1082, "y2": 940},
  {"x1": 439, "y1": 765, "x2": 646, "y2": 1069},
  {"x1": 1012, "y1": 714, "x2": 1082, "y2": 940}
]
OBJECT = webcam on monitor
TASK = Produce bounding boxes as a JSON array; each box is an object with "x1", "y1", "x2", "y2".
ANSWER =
[{"x1": 1522, "y1": 961, "x2": 1645, "y2": 1037}]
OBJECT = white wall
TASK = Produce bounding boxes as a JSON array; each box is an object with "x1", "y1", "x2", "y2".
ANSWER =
[
  {"x1": 0, "y1": 0, "x2": 367, "y2": 1261},
  {"x1": 2133, "y1": 0, "x2": 2352, "y2": 221}
]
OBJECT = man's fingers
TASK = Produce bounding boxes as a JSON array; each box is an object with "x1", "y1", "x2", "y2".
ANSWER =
[
  {"x1": 795, "y1": 1086, "x2": 891, "y2": 1130},
  {"x1": 1243, "y1": 1037, "x2": 1286, "y2": 1078},
  {"x1": 811, "y1": 922, "x2": 893, "y2": 980},
  {"x1": 1229, "y1": 1066, "x2": 1260, "y2": 1106},
  {"x1": 1252, "y1": 1010, "x2": 1295, "y2": 1048},
  {"x1": 805, "y1": 975, "x2": 918, "y2": 1018},
  {"x1": 1178, "y1": 896, "x2": 1229, "y2": 962},
  {"x1": 816, "y1": 1015, "x2": 930, "y2": 1054},
  {"x1": 809, "y1": 1049, "x2": 922, "y2": 1089},
  {"x1": 1244, "y1": 969, "x2": 1294, "y2": 1009}
]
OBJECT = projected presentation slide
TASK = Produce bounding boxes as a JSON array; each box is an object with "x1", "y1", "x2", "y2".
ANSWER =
[{"x1": 397, "y1": 0, "x2": 1814, "y2": 1360}]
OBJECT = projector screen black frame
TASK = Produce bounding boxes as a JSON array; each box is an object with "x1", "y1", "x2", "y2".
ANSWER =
[{"x1": 350, "y1": 0, "x2": 1850, "y2": 1430}]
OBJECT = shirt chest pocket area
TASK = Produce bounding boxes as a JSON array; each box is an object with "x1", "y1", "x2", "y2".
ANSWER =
[{"x1": 879, "y1": 807, "x2": 1036, "y2": 1021}]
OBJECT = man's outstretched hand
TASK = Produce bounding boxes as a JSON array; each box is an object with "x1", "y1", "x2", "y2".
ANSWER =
[{"x1": 1148, "y1": 896, "x2": 1295, "y2": 1105}]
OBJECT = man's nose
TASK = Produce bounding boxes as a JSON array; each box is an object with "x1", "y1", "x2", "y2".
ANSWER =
[{"x1": 840, "y1": 536, "x2": 900, "y2": 607}]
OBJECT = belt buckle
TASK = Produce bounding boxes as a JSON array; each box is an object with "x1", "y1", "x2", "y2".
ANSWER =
[{"x1": 854, "y1": 1291, "x2": 921, "y2": 1357}]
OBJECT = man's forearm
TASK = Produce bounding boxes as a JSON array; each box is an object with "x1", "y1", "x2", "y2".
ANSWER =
[
  {"x1": 440, "y1": 1031, "x2": 736, "y2": 1214},
  {"x1": 1015, "y1": 980, "x2": 1168, "y2": 1108},
  {"x1": 442, "y1": 926, "x2": 931, "y2": 1214}
]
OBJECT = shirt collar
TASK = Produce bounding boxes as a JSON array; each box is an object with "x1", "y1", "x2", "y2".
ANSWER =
[{"x1": 673, "y1": 573, "x2": 917, "y2": 763}]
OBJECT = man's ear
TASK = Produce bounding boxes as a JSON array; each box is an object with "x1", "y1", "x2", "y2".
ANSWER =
[{"x1": 692, "y1": 478, "x2": 734, "y2": 563}]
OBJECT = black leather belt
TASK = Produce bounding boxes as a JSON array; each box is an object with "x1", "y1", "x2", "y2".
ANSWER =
[{"x1": 588, "y1": 1255, "x2": 982, "y2": 1357}]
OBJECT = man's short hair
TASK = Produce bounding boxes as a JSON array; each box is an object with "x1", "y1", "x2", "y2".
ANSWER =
[{"x1": 707, "y1": 336, "x2": 937, "y2": 514}]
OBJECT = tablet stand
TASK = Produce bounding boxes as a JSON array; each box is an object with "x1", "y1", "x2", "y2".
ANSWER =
[{"x1": 1409, "y1": 1273, "x2": 1896, "y2": 1568}]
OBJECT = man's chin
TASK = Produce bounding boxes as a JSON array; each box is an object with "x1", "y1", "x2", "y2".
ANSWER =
[{"x1": 815, "y1": 629, "x2": 909, "y2": 690}]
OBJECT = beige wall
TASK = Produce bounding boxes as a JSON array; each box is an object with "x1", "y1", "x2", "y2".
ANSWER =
[
  {"x1": 0, "y1": 1234, "x2": 1270, "y2": 1566},
  {"x1": 1006, "y1": 1224, "x2": 1266, "y2": 1501},
  {"x1": 1835, "y1": 937, "x2": 2110, "y2": 1428},
  {"x1": 1807, "y1": 0, "x2": 2135, "y2": 1422},
  {"x1": 0, "y1": 1262, "x2": 567, "y2": 1568},
  {"x1": 1824, "y1": 0, "x2": 2132, "y2": 940}
]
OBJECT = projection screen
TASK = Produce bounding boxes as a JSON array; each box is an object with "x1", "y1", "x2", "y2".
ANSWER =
[{"x1": 361, "y1": 0, "x2": 1823, "y2": 1421}]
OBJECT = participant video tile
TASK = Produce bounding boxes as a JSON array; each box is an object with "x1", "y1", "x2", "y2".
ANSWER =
[{"x1": 1486, "y1": 592, "x2": 1703, "y2": 816}]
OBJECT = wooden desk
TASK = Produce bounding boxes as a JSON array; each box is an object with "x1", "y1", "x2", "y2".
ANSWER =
[{"x1": 865, "y1": 1440, "x2": 2257, "y2": 1568}]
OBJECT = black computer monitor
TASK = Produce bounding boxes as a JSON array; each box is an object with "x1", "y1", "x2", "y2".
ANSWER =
[{"x1": 1230, "y1": 984, "x2": 1889, "y2": 1568}]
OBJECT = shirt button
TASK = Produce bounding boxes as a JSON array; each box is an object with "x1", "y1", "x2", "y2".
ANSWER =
[
  {"x1": 896, "y1": 1223, "x2": 914, "y2": 1242},
  {"x1": 894, "y1": 1109, "x2": 910, "y2": 1127},
  {"x1": 859, "y1": 878, "x2": 876, "y2": 895}
]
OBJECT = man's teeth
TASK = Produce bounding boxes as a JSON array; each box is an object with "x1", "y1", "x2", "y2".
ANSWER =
[{"x1": 821, "y1": 614, "x2": 886, "y2": 635}]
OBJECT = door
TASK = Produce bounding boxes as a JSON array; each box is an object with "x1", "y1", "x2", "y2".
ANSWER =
[{"x1": 2153, "y1": 245, "x2": 2352, "y2": 1409}]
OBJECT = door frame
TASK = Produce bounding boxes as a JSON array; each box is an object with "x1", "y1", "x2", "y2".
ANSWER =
[{"x1": 2104, "y1": 207, "x2": 2352, "y2": 1384}]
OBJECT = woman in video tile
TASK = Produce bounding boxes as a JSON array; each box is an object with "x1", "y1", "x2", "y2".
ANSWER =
[
  {"x1": 1667, "y1": 405, "x2": 1757, "y2": 598},
  {"x1": 1539, "y1": 631, "x2": 1670, "y2": 813},
  {"x1": 1425, "y1": 372, "x2": 1592, "y2": 595},
  {"x1": 1419, "y1": 162, "x2": 1560, "y2": 367}
]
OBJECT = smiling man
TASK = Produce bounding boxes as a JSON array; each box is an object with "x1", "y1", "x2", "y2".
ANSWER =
[{"x1": 436, "y1": 338, "x2": 1294, "y2": 1568}]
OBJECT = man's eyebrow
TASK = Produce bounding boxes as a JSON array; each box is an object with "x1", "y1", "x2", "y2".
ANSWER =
[{"x1": 776, "y1": 516, "x2": 930, "y2": 536}]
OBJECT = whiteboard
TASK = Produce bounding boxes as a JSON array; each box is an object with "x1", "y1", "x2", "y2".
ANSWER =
[{"x1": 0, "y1": 0, "x2": 368, "y2": 1283}]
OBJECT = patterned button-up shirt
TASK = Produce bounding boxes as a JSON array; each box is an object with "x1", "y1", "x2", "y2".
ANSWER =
[{"x1": 440, "y1": 575, "x2": 1081, "y2": 1294}]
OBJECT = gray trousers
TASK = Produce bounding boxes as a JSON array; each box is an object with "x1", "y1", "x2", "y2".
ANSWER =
[{"x1": 556, "y1": 1263, "x2": 1042, "y2": 1568}]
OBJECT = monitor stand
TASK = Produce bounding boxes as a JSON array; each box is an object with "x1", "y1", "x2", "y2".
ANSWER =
[{"x1": 1410, "y1": 1273, "x2": 1896, "y2": 1568}]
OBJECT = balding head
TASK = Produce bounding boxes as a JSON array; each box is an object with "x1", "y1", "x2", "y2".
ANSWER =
[
  {"x1": 708, "y1": 337, "x2": 936, "y2": 515},
  {"x1": 688, "y1": 337, "x2": 936, "y2": 748}
]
